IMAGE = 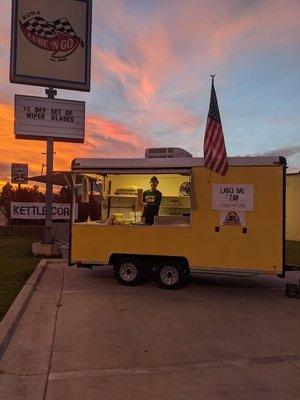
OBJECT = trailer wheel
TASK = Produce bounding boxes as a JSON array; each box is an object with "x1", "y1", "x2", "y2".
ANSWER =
[
  {"x1": 113, "y1": 257, "x2": 144, "y2": 286},
  {"x1": 157, "y1": 262, "x2": 187, "y2": 290}
]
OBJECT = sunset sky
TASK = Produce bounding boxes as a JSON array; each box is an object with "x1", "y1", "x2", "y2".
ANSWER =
[{"x1": 1, "y1": 0, "x2": 300, "y2": 189}]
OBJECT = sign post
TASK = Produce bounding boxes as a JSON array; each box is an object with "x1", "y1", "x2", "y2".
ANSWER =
[
  {"x1": 44, "y1": 88, "x2": 56, "y2": 242},
  {"x1": 44, "y1": 87, "x2": 55, "y2": 244},
  {"x1": 10, "y1": 0, "x2": 91, "y2": 246},
  {"x1": 44, "y1": 136, "x2": 53, "y2": 243}
]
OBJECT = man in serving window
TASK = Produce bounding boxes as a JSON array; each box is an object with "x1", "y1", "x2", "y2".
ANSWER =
[{"x1": 142, "y1": 176, "x2": 162, "y2": 225}]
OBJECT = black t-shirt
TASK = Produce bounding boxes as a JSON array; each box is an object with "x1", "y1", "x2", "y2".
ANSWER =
[{"x1": 142, "y1": 189, "x2": 162, "y2": 225}]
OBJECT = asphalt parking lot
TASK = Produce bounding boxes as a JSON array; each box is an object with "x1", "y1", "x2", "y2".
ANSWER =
[{"x1": 0, "y1": 262, "x2": 299, "y2": 400}]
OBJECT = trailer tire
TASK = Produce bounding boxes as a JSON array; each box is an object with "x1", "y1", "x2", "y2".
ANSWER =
[
  {"x1": 157, "y1": 262, "x2": 187, "y2": 290},
  {"x1": 113, "y1": 257, "x2": 144, "y2": 286}
]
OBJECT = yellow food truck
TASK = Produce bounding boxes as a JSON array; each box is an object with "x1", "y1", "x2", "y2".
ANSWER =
[{"x1": 68, "y1": 147, "x2": 293, "y2": 291}]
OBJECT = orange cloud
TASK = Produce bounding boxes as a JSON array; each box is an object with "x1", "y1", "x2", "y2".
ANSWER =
[
  {"x1": 0, "y1": 102, "x2": 153, "y2": 188},
  {"x1": 0, "y1": 102, "x2": 50, "y2": 182}
]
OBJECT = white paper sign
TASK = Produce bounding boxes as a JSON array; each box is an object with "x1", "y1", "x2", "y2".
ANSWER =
[
  {"x1": 11, "y1": 163, "x2": 28, "y2": 184},
  {"x1": 11, "y1": 202, "x2": 78, "y2": 219},
  {"x1": 212, "y1": 184, "x2": 254, "y2": 211},
  {"x1": 220, "y1": 211, "x2": 246, "y2": 226},
  {"x1": 15, "y1": 95, "x2": 85, "y2": 142}
]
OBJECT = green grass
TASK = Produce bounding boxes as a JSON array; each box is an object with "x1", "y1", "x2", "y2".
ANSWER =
[{"x1": 0, "y1": 235, "x2": 41, "y2": 321}]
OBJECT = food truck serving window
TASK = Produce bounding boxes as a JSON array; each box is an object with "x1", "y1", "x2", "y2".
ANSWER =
[{"x1": 74, "y1": 171, "x2": 191, "y2": 226}]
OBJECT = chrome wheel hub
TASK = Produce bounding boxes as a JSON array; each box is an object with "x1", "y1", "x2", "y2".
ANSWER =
[
  {"x1": 119, "y1": 262, "x2": 138, "y2": 281},
  {"x1": 160, "y1": 266, "x2": 179, "y2": 286}
]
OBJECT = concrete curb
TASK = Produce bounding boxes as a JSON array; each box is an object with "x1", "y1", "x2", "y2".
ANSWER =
[{"x1": 0, "y1": 259, "x2": 50, "y2": 359}]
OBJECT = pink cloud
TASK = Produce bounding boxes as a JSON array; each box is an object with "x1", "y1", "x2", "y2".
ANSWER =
[
  {"x1": 94, "y1": 0, "x2": 300, "y2": 81},
  {"x1": 86, "y1": 115, "x2": 153, "y2": 151},
  {"x1": 93, "y1": 45, "x2": 200, "y2": 133},
  {"x1": 209, "y1": 1, "x2": 300, "y2": 59}
]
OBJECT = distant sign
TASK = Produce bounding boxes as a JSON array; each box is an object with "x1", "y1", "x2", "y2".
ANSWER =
[
  {"x1": 11, "y1": 163, "x2": 28, "y2": 184},
  {"x1": 212, "y1": 184, "x2": 254, "y2": 211},
  {"x1": 15, "y1": 95, "x2": 85, "y2": 142},
  {"x1": 11, "y1": 202, "x2": 78, "y2": 219},
  {"x1": 10, "y1": 0, "x2": 92, "y2": 91}
]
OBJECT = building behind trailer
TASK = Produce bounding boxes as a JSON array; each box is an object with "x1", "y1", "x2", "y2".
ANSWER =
[{"x1": 286, "y1": 171, "x2": 300, "y2": 242}]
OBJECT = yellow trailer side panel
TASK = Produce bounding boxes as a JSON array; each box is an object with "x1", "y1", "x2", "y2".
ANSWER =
[{"x1": 71, "y1": 165, "x2": 284, "y2": 273}]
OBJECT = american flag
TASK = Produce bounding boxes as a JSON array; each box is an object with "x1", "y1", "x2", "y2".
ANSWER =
[{"x1": 203, "y1": 76, "x2": 228, "y2": 176}]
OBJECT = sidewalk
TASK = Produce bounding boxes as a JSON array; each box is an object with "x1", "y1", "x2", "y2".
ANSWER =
[{"x1": 0, "y1": 262, "x2": 299, "y2": 399}]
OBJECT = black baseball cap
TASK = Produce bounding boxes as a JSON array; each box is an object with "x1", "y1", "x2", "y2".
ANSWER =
[{"x1": 150, "y1": 176, "x2": 159, "y2": 182}]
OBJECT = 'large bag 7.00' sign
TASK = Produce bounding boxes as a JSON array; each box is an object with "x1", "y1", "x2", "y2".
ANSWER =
[{"x1": 212, "y1": 184, "x2": 254, "y2": 211}]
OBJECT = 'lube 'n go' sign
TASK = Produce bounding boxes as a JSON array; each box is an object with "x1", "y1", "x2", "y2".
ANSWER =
[
  {"x1": 11, "y1": 202, "x2": 78, "y2": 219},
  {"x1": 212, "y1": 184, "x2": 254, "y2": 211},
  {"x1": 10, "y1": 0, "x2": 92, "y2": 91}
]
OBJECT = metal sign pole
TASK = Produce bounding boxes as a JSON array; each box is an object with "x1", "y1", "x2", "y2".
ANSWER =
[{"x1": 43, "y1": 87, "x2": 57, "y2": 244}]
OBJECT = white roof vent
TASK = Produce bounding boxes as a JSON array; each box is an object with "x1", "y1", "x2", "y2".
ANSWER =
[{"x1": 145, "y1": 147, "x2": 193, "y2": 158}]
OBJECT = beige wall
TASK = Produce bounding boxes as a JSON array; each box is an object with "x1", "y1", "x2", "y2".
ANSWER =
[
  {"x1": 104, "y1": 174, "x2": 191, "y2": 219},
  {"x1": 106, "y1": 174, "x2": 190, "y2": 196},
  {"x1": 286, "y1": 174, "x2": 300, "y2": 241}
]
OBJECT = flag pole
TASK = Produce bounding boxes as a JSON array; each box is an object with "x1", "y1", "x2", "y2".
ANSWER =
[
  {"x1": 208, "y1": 168, "x2": 212, "y2": 183},
  {"x1": 207, "y1": 74, "x2": 215, "y2": 183}
]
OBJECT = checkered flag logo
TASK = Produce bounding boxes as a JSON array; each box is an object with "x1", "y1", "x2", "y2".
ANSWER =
[
  {"x1": 19, "y1": 15, "x2": 83, "y2": 58},
  {"x1": 22, "y1": 16, "x2": 78, "y2": 39}
]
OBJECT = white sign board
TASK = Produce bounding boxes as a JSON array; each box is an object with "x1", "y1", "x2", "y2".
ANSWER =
[
  {"x1": 15, "y1": 95, "x2": 85, "y2": 142},
  {"x1": 11, "y1": 202, "x2": 78, "y2": 219},
  {"x1": 10, "y1": 0, "x2": 92, "y2": 91},
  {"x1": 212, "y1": 184, "x2": 254, "y2": 211},
  {"x1": 11, "y1": 163, "x2": 28, "y2": 184}
]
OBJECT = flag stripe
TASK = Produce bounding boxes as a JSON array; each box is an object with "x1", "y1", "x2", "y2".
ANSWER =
[{"x1": 203, "y1": 79, "x2": 228, "y2": 177}]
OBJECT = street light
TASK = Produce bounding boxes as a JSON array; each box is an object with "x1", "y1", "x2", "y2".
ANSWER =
[{"x1": 41, "y1": 151, "x2": 56, "y2": 175}]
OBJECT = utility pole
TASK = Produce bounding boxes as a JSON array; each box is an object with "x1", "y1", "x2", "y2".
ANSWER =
[{"x1": 43, "y1": 87, "x2": 57, "y2": 244}]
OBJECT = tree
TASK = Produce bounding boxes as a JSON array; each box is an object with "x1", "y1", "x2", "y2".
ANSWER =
[
  {"x1": 53, "y1": 186, "x2": 70, "y2": 203},
  {"x1": 0, "y1": 183, "x2": 45, "y2": 224}
]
